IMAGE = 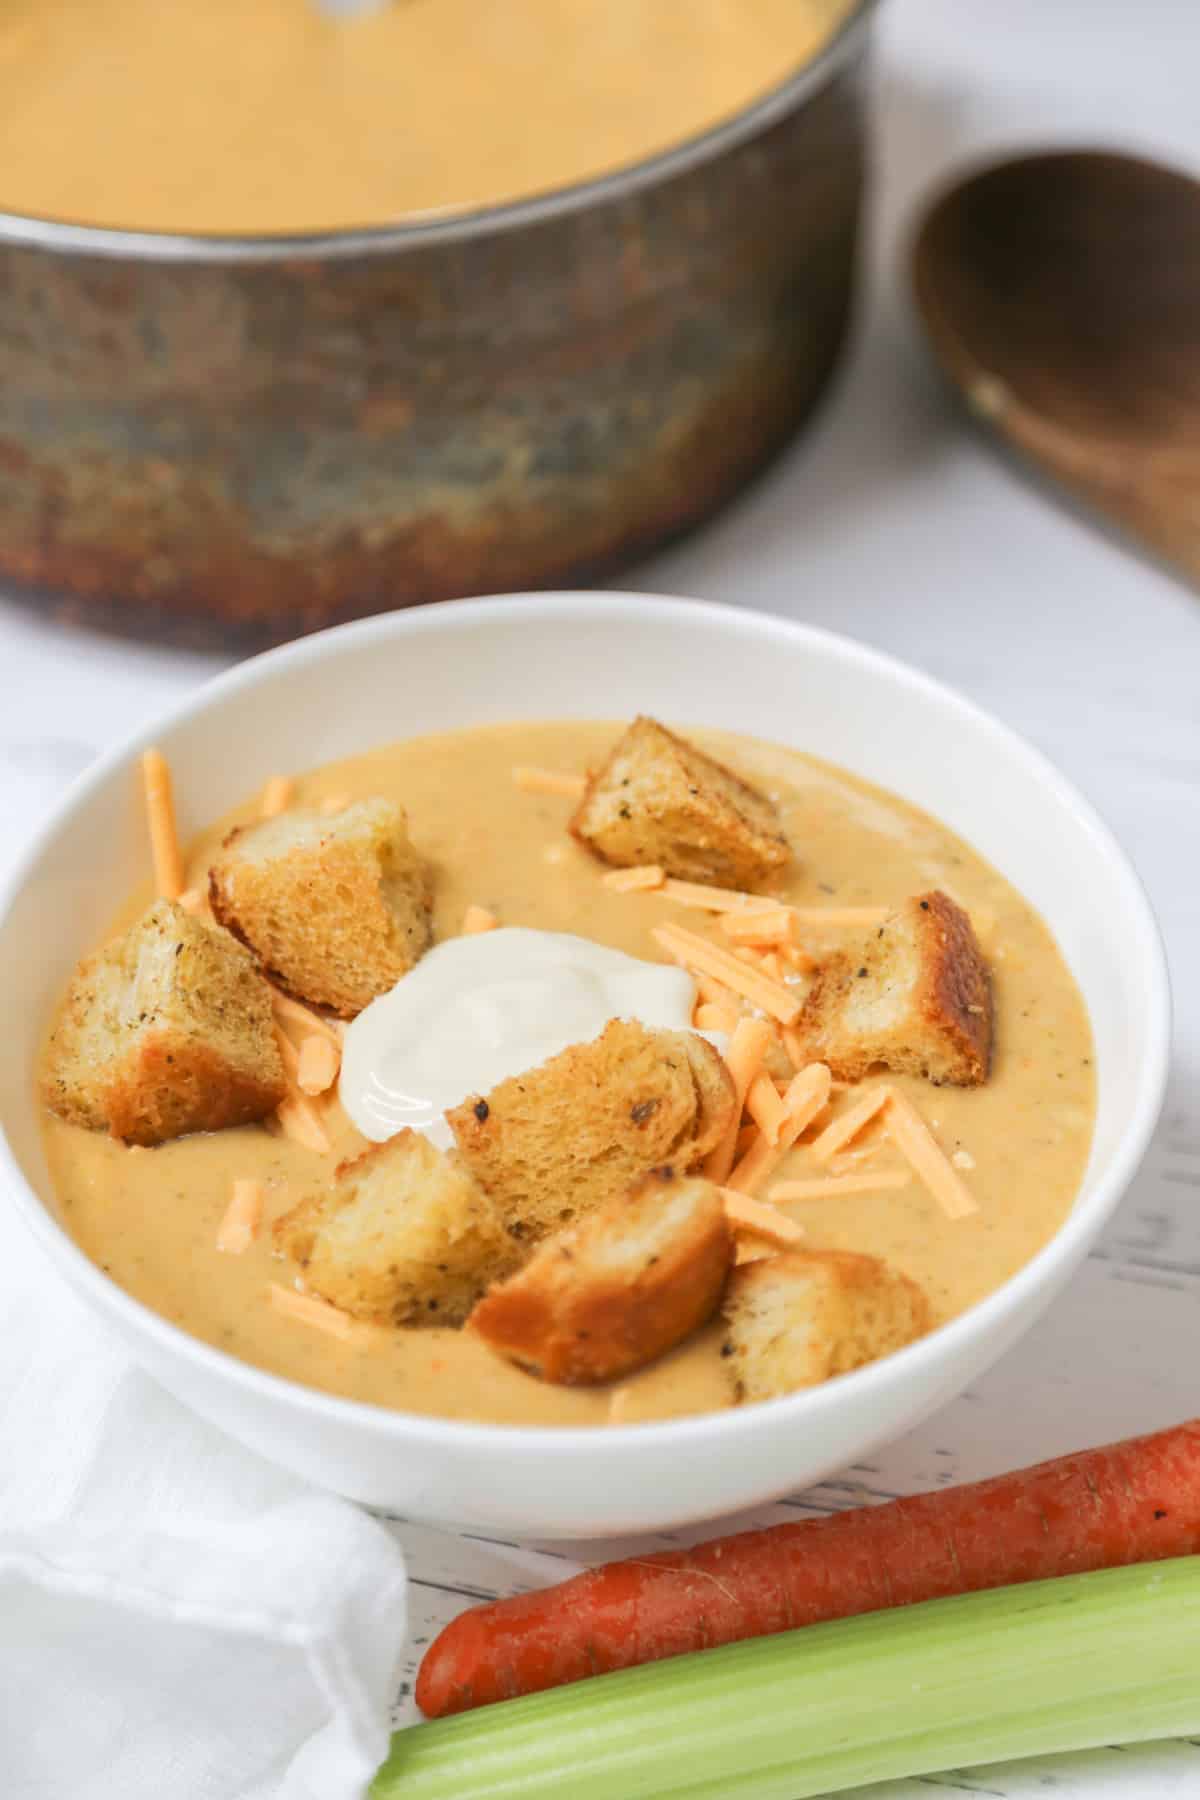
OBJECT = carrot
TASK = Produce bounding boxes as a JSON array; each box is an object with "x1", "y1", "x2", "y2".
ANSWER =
[{"x1": 415, "y1": 1419, "x2": 1200, "y2": 1719}]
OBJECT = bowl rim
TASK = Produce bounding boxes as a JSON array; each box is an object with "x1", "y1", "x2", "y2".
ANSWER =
[
  {"x1": 0, "y1": 591, "x2": 1171, "y2": 1458},
  {"x1": 0, "y1": 0, "x2": 877, "y2": 265}
]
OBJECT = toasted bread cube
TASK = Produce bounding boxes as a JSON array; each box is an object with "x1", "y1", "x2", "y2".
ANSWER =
[
  {"x1": 42, "y1": 900, "x2": 286, "y2": 1146},
  {"x1": 793, "y1": 891, "x2": 992, "y2": 1087},
  {"x1": 570, "y1": 716, "x2": 790, "y2": 890},
  {"x1": 274, "y1": 1129, "x2": 515, "y2": 1326},
  {"x1": 446, "y1": 1020, "x2": 736, "y2": 1243},
  {"x1": 209, "y1": 798, "x2": 432, "y2": 1018},
  {"x1": 722, "y1": 1249, "x2": 930, "y2": 1402},
  {"x1": 470, "y1": 1167, "x2": 732, "y2": 1384}
]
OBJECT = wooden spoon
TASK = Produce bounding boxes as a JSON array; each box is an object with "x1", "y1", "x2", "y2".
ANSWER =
[{"x1": 912, "y1": 150, "x2": 1200, "y2": 585}]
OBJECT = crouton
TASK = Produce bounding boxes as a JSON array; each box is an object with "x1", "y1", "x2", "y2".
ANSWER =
[
  {"x1": 446, "y1": 1020, "x2": 736, "y2": 1242},
  {"x1": 209, "y1": 798, "x2": 432, "y2": 1018},
  {"x1": 791, "y1": 891, "x2": 992, "y2": 1086},
  {"x1": 274, "y1": 1129, "x2": 515, "y2": 1326},
  {"x1": 470, "y1": 1167, "x2": 732, "y2": 1384},
  {"x1": 722, "y1": 1249, "x2": 930, "y2": 1402},
  {"x1": 569, "y1": 716, "x2": 790, "y2": 891},
  {"x1": 42, "y1": 900, "x2": 286, "y2": 1146}
]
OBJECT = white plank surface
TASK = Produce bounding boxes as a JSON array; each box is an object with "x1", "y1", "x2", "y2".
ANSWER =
[{"x1": 1, "y1": 0, "x2": 1198, "y2": 1791}]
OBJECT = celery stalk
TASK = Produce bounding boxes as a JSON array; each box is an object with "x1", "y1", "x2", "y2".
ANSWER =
[{"x1": 373, "y1": 1557, "x2": 1200, "y2": 1799}]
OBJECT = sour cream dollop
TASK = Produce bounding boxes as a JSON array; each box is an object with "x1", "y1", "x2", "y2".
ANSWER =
[{"x1": 340, "y1": 927, "x2": 706, "y2": 1147}]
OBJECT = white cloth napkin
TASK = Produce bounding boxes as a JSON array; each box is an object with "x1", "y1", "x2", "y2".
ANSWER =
[{"x1": 0, "y1": 1214, "x2": 410, "y2": 1800}]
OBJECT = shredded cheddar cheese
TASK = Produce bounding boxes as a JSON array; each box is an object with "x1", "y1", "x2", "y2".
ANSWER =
[
  {"x1": 177, "y1": 887, "x2": 205, "y2": 917},
  {"x1": 719, "y1": 1187, "x2": 806, "y2": 1247},
  {"x1": 726, "y1": 1062, "x2": 832, "y2": 1195},
  {"x1": 274, "y1": 1093, "x2": 332, "y2": 1154},
  {"x1": 271, "y1": 990, "x2": 342, "y2": 1046},
  {"x1": 809, "y1": 1085, "x2": 890, "y2": 1163},
  {"x1": 601, "y1": 864, "x2": 666, "y2": 893},
  {"x1": 693, "y1": 971, "x2": 743, "y2": 1011},
  {"x1": 461, "y1": 904, "x2": 499, "y2": 935},
  {"x1": 885, "y1": 1088, "x2": 979, "y2": 1220},
  {"x1": 745, "y1": 1070, "x2": 788, "y2": 1146},
  {"x1": 703, "y1": 1017, "x2": 773, "y2": 1184},
  {"x1": 652, "y1": 923, "x2": 802, "y2": 1025},
  {"x1": 320, "y1": 792, "x2": 351, "y2": 815},
  {"x1": 260, "y1": 775, "x2": 294, "y2": 819},
  {"x1": 718, "y1": 907, "x2": 796, "y2": 945},
  {"x1": 694, "y1": 1001, "x2": 739, "y2": 1033},
  {"x1": 216, "y1": 1178, "x2": 264, "y2": 1254},
  {"x1": 511, "y1": 766, "x2": 587, "y2": 799},
  {"x1": 141, "y1": 747, "x2": 184, "y2": 901},
  {"x1": 607, "y1": 1384, "x2": 637, "y2": 1425},
  {"x1": 657, "y1": 879, "x2": 889, "y2": 931},
  {"x1": 788, "y1": 905, "x2": 891, "y2": 928},
  {"x1": 274, "y1": 1025, "x2": 301, "y2": 1079},
  {"x1": 297, "y1": 1034, "x2": 340, "y2": 1096},
  {"x1": 268, "y1": 1282, "x2": 366, "y2": 1343}
]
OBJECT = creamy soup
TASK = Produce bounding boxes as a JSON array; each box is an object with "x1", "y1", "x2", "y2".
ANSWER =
[
  {"x1": 0, "y1": 0, "x2": 852, "y2": 235},
  {"x1": 41, "y1": 721, "x2": 1095, "y2": 1427}
]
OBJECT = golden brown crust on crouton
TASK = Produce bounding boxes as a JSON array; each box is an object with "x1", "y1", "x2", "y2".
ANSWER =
[
  {"x1": 722, "y1": 1248, "x2": 930, "y2": 1403},
  {"x1": 469, "y1": 1167, "x2": 732, "y2": 1384},
  {"x1": 792, "y1": 891, "x2": 992, "y2": 1087},
  {"x1": 209, "y1": 799, "x2": 432, "y2": 1018},
  {"x1": 569, "y1": 716, "x2": 790, "y2": 891},
  {"x1": 446, "y1": 1020, "x2": 736, "y2": 1243},
  {"x1": 274, "y1": 1129, "x2": 515, "y2": 1326},
  {"x1": 41, "y1": 900, "x2": 286, "y2": 1146}
]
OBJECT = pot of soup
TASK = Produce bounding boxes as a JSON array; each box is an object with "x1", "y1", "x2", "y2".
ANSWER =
[{"x1": 0, "y1": 0, "x2": 873, "y2": 645}]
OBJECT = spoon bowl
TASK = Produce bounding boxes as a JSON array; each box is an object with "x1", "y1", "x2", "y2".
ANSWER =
[{"x1": 913, "y1": 150, "x2": 1200, "y2": 585}]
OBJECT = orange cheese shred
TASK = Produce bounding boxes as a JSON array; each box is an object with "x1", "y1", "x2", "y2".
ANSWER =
[
  {"x1": 260, "y1": 775, "x2": 294, "y2": 819},
  {"x1": 461, "y1": 904, "x2": 499, "y2": 935},
  {"x1": 511, "y1": 766, "x2": 587, "y2": 799},
  {"x1": 607, "y1": 1384, "x2": 637, "y2": 1426},
  {"x1": 652, "y1": 923, "x2": 802, "y2": 1026},
  {"x1": 177, "y1": 887, "x2": 206, "y2": 917},
  {"x1": 274, "y1": 1093, "x2": 332, "y2": 1154},
  {"x1": 809, "y1": 1085, "x2": 890, "y2": 1163},
  {"x1": 297, "y1": 1034, "x2": 341, "y2": 1097},
  {"x1": 274, "y1": 1026, "x2": 301, "y2": 1079},
  {"x1": 703, "y1": 1016, "x2": 773, "y2": 1184},
  {"x1": 885, "y1": 1088, "x2": 980, "y2": 1220},
  {"x1": 657, "y1": 880, "x2": 890, "y2": 932},
  {"x1": 601, "y1": 864, "x2": 666, "y2": 893},
  {"x1": 216, "y1": 1178, "x2": 264, "y2": 1254},
  {"x1": 693, "y1": 972, "x2": 743, "y2": 1011},
  {"x1": 694, "y1": 1001, "x2": 739, "y2": 1033},
  {"x1": 720, "y1": 1188, "x2": 806, "y2": 1247},
  {"x1": 268, "y1": 1283, "x2": 367, "y2": 1343},
  {"x1": 745, "y1": 1070, "x2": 788, "y2": 1146},
  {"x1": 319, "y1": 792, "x2": 351, "y2": 816},
  {"x1": 718, "y1": 907, "x2": 797, "y2": 946},
  {"x1": 141, "y1": 747, "x2": 185, "y2": 901},
  {"x1": 271, "y1": 990, "x2": 342, "y2": 1047},
  {"x1": 790, "y1": 906, "x2": 892, "y2": 928},
  {"x1": 726, "y1": 1062, "x2": 832, "y2": 1195}
]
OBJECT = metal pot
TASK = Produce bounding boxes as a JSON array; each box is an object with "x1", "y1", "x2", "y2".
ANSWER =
[{"x1": 0, "y1": 3, "x2": 874, "y2": 647}]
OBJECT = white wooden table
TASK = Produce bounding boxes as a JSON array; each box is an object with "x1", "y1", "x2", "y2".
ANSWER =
[{"x1": 1, "y1": 0, "x2": 1197, "y2": 1790}]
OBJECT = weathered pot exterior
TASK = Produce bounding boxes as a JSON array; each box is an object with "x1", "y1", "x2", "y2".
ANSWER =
[{"x1": 0, "y1": 9, "x2": 872, "y2": 646}]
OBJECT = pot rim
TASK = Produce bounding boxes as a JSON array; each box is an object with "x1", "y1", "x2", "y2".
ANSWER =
[{"x1": 0, "y1": 0, "x2": 876, "y2": 267}]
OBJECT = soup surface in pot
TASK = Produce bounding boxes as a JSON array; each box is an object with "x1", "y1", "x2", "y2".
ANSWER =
[
  {"x1": 40, "y1": 720, "x2": 1095, "y2": 1428},
  {"x1": 0, "y1": 0, "x2": 853, "y2": 235}
]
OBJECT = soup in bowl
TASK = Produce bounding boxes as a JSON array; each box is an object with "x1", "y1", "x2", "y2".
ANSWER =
[{"x1": 0, "y1": 595, "x2": 1168, "y2": 1536}]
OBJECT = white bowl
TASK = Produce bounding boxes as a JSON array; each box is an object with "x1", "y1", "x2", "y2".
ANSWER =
[{"x1": 0, "y1": 594, "x2": 1169, "y2": 1538}]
